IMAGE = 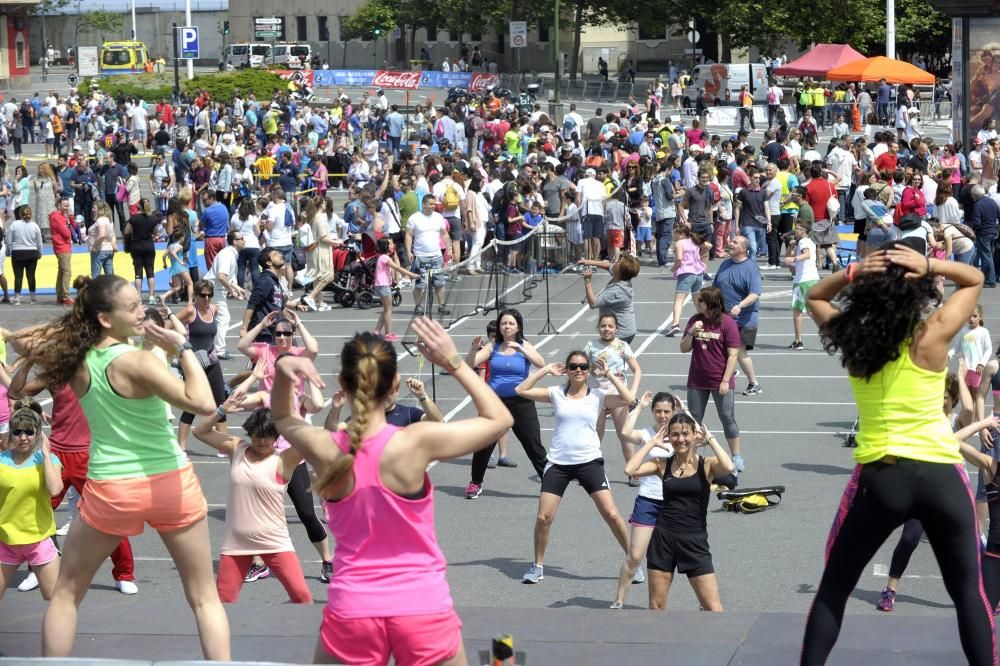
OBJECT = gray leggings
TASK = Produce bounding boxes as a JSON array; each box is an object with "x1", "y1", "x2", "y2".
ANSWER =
[{"x1": 686, "y1": 388, "x2": 740, "y2": 439}]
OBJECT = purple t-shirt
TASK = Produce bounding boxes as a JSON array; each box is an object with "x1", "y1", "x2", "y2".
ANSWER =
[{"x1": 684, "y1": 313, "x2": 740, "y2": 390}]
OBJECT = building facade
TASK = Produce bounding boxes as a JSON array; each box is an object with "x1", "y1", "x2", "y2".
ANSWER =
[{"x1": 0, "y1": 0, "x2": 35, "y2": 90}]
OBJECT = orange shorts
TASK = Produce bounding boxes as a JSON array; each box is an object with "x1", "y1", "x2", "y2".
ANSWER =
[
  {"x1": 78, "y1": 464, "x2": 208, "y2": 536},
  {"x1": 606, "y1": 229, "x2": 624, "y2": 248}
]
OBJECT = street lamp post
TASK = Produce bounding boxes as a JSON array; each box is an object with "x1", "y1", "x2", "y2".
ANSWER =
[{"x1": 553, "y1": 0, "x2": 560, "y2": 104}]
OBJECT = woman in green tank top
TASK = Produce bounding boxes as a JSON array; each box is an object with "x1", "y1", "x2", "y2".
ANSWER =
[
  {"x1": 11, "y1": 274, "x2": 231, "y2": 660},
  {"x1": 800, "y1": 238, "x2": 995, "y2": 665}
]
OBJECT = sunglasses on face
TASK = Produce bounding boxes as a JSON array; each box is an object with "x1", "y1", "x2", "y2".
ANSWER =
[
  {"x1": 197, "y1": 292, "x2": 213, "y2": 298},
  {"x1": 274, "y1": 330, "x2": 294, "y2": 338},
  {"x1": 12, "y1": 429, "x2": 35, "y2": 437},
  {"x1": 567, "y1": 363, "x2": 590, "y2": 371}
]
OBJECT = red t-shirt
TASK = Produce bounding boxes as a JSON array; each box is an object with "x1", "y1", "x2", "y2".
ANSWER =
[
  {"x1": 873, "y1": 153, "x2": 898, "y2": 173},
  {"x1": 50, "y1": 210, "x2": 73, "y2": 254},
  {"x1": 684, "y1": 313, "x2": 741, "y2": 391},
  {"x1": 805, "y1": 178, "x2": 835, "y2": 221},
  {"x1": 49, "y1": 384, "x2": 91, "y2": 453}
]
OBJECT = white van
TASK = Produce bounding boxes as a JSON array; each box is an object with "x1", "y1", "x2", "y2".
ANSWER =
[
  {"x1": 288, "y1": 44, "x2": 311, "y2": 69},
  {"x1": 223, "y1": 43, "x2": 271, "y2": 69},
  {"x1": 682, "y1": 63, "x2": 769, "y2": 107}
]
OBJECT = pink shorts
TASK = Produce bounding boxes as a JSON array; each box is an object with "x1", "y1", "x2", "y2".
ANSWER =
[
  {"x1": 0, "y1": 538, "x2": 59, "y2": 567},
  {"x1": 319, "y1": 607, "x2": 463, "y2": 666}
]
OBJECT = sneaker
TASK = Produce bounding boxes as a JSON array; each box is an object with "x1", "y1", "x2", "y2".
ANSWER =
[
  {"x1": 876, "y1": 586, "x2": 896, "y2": 612},
  {"x1": 302, "y1": 295, "x2": 318, "y2": 311},
  {"x1": 320, "y1": 561, "x2": 333, "y2": 584},
  {"x1": 437, "y1": 306, "x2": 451, "y2": 315},
  {"x1": 464, "y1": 482, "x2": 483, "y2": 499},
  {"x1": 732, "y1": 454, "x2": 745, "y2": 473},
  {"x1": 1, "y1": 296, "x2": 8, "y2": 304},
  {"x1": 148, "y1": 296, "x2": 157, "y2": 305},
  {"x1": 317, "y1": 304, "x2": 333, "y2": 312},
  {"x1": 56, "y1": 517, "x2": 73, "y2": 536},
  {"x1": 665, "y1": 325, "x2": 681, "y2": 337},
  {"x1": 487, "y1": 455, "x2": 499, "y2": 469},
  {"x1": 704, "y1": 272, "x2": 714, "y2": 281},
  {"x1": 743, "y1": 383, "x2": 763, "y2": 396},
  {"x1": 789, "y1": 341, "x2": 804, "y2": 350},
  {"x1": 12, "y1": 295, "x2": 19, "y2": 306},
  {"x1": 414, "y1": 307, "x2": 425, "y2": 316},
  {"x1": 522, "y1": 562, "x2": 544, "y2": 584},
  {"x1": 216, "y1": 452, "x2": 229, "y2": 458},
  {"x1": 609, "y1": 601, "x2": 624, "y2": 609},
  {"x1": 17, "y1": 571, "x2": 38, "y2": 592},
  {"x1": 398, "y1": 277, "x2": 412, "y2": 287},
  {"x1": 497, "y1": 456, "x2": 518, "y2": 468},
  {"x1": 760, "y1": 264, "x2": 777, "y2": 270},
  {"x1": 115, "y1": 580, "x2": 139, "y2": 595},
  {"x1": 61, "y1": 298, "x2": 75, "y2": 306},
  {"x1": 632, "y1": 566, "x2": 645, "y2": 584},
  {"x1": 383, "y1": 333, "x2": 401, "y2": 342},
  {"x1": 449, "y1": 275, "x2": 462, "y2": 282},
  {"x1": 244, "y1": 562, "x2": 271, "y2": 582}
]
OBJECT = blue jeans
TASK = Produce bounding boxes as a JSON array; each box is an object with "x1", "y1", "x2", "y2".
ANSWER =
[
  {"x1": 237, "y1": 247, "x2": 260, "y2": 288},
  {"x1": 975, "y1": 233, "x2": 996, "y2": 285},
  {"x1": 655, "y1": 218, "x2": 674, "y2": 266},
  {"x1": 955, "y1": 247, "x2": 976, "y2": 265},
  {"x1": 91, "y1": 250, "x2": 115, "y2": 277},
  {"x1": 837, "y1": 190, "x2": 850, "y2": 224},
  {"x1": 741, "y1": 226, "x2": 767, "y2": 258}
]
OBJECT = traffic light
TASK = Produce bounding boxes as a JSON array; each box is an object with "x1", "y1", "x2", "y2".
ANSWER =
[{"x1": 223, "y1": 20, "x2": 230, "y2": 34}]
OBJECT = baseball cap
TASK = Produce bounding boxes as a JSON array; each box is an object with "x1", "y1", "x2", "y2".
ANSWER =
[
  {"x1": 585, "y1": 168, "x2": 596, "y2": 177},
  {"x1": 689, "y1": 144, "x2": 703, "y2": 153},
  {"x1": 72, "y1": 144, "x2": 82, "y2": 151}
]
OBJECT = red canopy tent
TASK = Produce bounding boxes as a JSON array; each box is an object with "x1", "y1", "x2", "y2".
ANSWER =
[{"x1": 775, "y1": 44, "x2": 866, "y2": 78}]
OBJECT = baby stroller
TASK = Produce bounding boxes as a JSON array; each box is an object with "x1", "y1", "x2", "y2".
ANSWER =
[{"x1": 327, "y1": 232, "x2": 402, "y2": 309}]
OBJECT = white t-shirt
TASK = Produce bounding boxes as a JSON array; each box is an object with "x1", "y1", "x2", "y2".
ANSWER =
[
  {"x1": 578, "y1": 177, "x2": 606, "y2": 216},
  {"x1": 432, "y1": 179, "x2": 464, "y2": 219},
  {"x1": 407, "y1": 211, "x2": 447, "y2": 257},
  {"x1": 637, "y1": 426, "x2": 674, "y2": 501},
  {"x1": 794, "y1": 237, "x2": 820, "y2": 283},
  {"x1": 264, "y1": 201, "x2": 294, "y2": 247},
  {"x1": 231, "y1": 213, "x2": 260, "y2": 249},
  {"x1": 546, "y1": 386, "x2": 605, "y2": 465},
  {"x1": 206, "y1": 245, "x2": 238, "y2": 288}
]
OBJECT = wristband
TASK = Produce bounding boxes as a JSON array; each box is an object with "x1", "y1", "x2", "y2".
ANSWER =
[
  {"x1": 629, "y1": 399, "x2": 640, "y2": 411},
  {"x1": 845, "y1": 262, "x2": 858, "y2": 283},
  {"x1": 175, "y1": 340, "x2": 193, "y2": 355},
  {"x1": 216, "y1": 406, "x2": 226, "y2": 418}
]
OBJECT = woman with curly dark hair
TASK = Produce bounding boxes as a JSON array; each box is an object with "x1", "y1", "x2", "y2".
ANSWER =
[
  {"x1": 801, "y1": 238, "x2": 994, "y2": 665},
  {"x1": 12, "y1": 274, "x2": 230, "y2": 659}
]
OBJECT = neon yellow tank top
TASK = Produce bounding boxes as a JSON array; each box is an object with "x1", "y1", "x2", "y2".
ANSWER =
[
  {"x1": 79, "y1": 344, "x2": 186, "y2": 480},
  {"x1": 848, "y1": 341, "x2": 960, "y2": 465}
]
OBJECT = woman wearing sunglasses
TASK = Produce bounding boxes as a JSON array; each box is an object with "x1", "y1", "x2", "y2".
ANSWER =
[
  {"x1": 235, "y1": 308, "x2": 331, "y2": 584},
  {"x1": 0, "y1": 403, "x2": 63, "y2": 601},
  {"x1": 174, "y1": 280, "x2": 229, "y2": 455},
  {"x1": 514, "y1": 352, "x2": 635, "y2": 585}
]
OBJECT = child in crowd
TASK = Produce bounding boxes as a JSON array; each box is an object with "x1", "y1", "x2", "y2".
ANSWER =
[
  {"x1": 784, "y1": 221, "x2": 818, "y2": 350},
  {"x1": 159, "y1": 228, "x2": 193, "y2": 305},
  {"x1": 372, "y1": 237, "x2": 417, "y2": 342},
  {"x1": 635, "y1": 195, "x2": 654, "y2": 256}
]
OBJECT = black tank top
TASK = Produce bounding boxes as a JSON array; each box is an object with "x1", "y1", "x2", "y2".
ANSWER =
[
  {"x1": 187, "y1": 308, "x2": 217, "y2": 353},
  {"x1": 657, "y1": 455, "x2": 709, "y2": 534}
]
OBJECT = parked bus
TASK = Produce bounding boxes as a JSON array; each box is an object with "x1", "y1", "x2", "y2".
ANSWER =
[{"x1": 99, "y1": 40, "x2": 150, "y2": 75}]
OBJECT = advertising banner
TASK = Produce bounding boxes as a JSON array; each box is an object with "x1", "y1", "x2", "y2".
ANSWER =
[
  {"x1": 303, "y1": 69, "x2": 501, "y2": 91},
  {"x1": 969, "y1": 18, "x2": 1000, "y2": 136}
]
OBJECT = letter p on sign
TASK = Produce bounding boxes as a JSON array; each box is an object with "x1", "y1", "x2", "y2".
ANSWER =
[{"x1": 180, "y1": 26, "x2": 199, "y2": 60}]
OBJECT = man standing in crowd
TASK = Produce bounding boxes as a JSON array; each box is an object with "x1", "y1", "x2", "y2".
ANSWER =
[
  {"x1": 714, "y1": 236, "x2": 763, "y2": 396},
  {"x1": 205, "y1": 230, "x2": 246, "y2": 360}
]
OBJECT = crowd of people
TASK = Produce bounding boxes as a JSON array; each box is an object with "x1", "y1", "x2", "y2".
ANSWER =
[{"x1": 0, "y1": 75, "x2": 999, "y2": 665}]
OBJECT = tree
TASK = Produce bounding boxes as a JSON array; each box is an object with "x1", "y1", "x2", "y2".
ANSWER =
[
  {"x1": 29, "y1": 0, "x2": 72, "y2": 66},
  {"x1": 341, "y1": 0, "x2": 400, "y2": 41},
  {"x1": 78, "y1": 10, "x2": 124, "y2": 45}
]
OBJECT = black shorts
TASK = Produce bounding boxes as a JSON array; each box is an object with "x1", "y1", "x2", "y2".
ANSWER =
[
  {"x1": 540, "y1": 458, "x2": 610, "y2": 497},
  {"x1": 446, "y1": 215, "x2": 462, "y2": 241},
  {"x1": 646, "y1": 528, "x2": 714, "y2": 577},
  {"x1": 738, "y1": 326, "x2": 757, "y2": 350},
  {"x1": 853, "y1": 217, "x2": 868, "y2": 239}
]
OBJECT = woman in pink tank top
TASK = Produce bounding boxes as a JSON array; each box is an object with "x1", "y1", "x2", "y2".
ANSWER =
[{"x1": 271, "y1": 318, "x2": 513, "y2": 666}]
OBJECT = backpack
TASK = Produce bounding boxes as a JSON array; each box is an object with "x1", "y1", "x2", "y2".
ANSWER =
[
  {"x1": 767, "y1": 88, "x2": 778, "y2": 104},
  {"x1": 115, "y1": 177, "x2": 128, "y2": 203},
  {"x1": 443, "y1": 183, "x2": 461, "y2": 211},
  {"x1": 584, "y1": 154, "x2": 604, "y2": 168},
  {"x1": 718, "y1": 486, "x2": 785, "y2": 514},
  {"x1": 283, "y1": 204, "x2": 295, "y2": 228}
]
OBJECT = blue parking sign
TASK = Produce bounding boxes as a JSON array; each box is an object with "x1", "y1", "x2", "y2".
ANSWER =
[{"x1": 180, "y1": 26, "x2": 199, "y2": 59}]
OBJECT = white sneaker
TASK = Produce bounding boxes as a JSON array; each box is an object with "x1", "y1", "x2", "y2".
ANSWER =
[
  {"x1": 216, "y1": 451, "x2": 229, "y2": 458},
  {"x1": 17, "y1": 571, "x2": 38, "y2": 592},
  {"x1": 56, "y1": 517, "x2": 73, "y2": 536},
  {"x1": 302, "y1": 295, "x2": 318, "y2": 312},
  {"x1": 116, "y1": 579, "x2": 139, "y2": 595},
  {"x1": 632, "y1": 566, "x2": 646, "y2": 584}
]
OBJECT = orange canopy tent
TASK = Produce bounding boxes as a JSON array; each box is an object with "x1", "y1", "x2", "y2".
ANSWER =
[{"x1": 825, "y1": 56, "x2": 935, "y2": 85}]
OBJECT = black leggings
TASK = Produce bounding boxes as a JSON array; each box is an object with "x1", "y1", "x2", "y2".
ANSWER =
[
  {"x1": 985, "y1": 548, "x2": 1000, "y2": 613},
  {"x1": 10, "y1": 251, "x2": 38, "y2": 295},
  {"x1": 131, "y1": 249, "x2": 156, "y2": 282},
  {"x1": 801, "y1": 459, "x2": 995, "y2": 665},
  {"x1": 180, "y1": 363, "x2": 227, "y2": 425},
  {"x1": 470, "y1": 395, "x2": 547, "y2": 485},
  {"x1": 888, "y1": 518, "x2": 924, "y2": 579},
  {"x1": 288, "y1": 463, "x2": 327, "y2": 544}
]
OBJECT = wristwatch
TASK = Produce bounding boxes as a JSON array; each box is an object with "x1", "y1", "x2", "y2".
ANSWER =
[
  {"x1": 175, "y1": 341, "x2": 193, "y2": 355},
  {"x1": 446, "y1": 353, "x2": 463, "y2": 372}
]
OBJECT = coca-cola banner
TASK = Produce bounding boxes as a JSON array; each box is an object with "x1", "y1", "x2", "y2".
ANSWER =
[
  {"x1": 373, "y1": 70, "x2": 422, "y2": 89},
  {"x1": 304, "y1": 69, "x2": 501, "y2": 91},
  {"x1": 273, "y1": 70, "x2": 314, "y2": 87}
]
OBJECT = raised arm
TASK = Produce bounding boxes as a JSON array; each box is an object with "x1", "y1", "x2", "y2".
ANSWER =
[
  {"x1": 406, "y1": 378, "x2": 443, "y2": 422},
  {"x1": 624, "y1": 423, "x2": 668, "y2": 478},
  {"x1": 238, "y1": 310, "x2": 279, "y2": 357},
  {"x1": 515, "y1": 363, "x2": 561, "y2": 403},
  {"x1": 192, "y1": 392, "x2": 246, "y2": 456},
  {"x1": 619, "y1": 390, "x2": 653, "y2": 448},
  {"x1": 283, "y1": 310, "x2": 318, "y2": 359},
  {"x1": 128, "y1": 323, "x2": 215, "y2": 414}
]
